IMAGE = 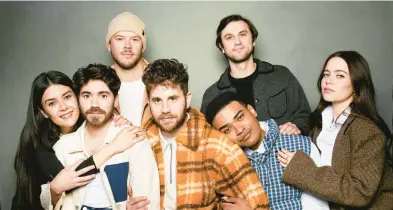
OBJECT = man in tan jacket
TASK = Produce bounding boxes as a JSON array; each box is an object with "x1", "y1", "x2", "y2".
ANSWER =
[{"x1": 48, "y1": 64, "x2": 160, "y2": 210}]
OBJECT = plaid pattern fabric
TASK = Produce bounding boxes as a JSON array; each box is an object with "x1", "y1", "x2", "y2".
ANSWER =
[
  {"x1": 144, "y1": 108, "x2": 270, "y2": 209},
  {"x1": 246, "y1": 119, "x2": 311, "y2": 210}
]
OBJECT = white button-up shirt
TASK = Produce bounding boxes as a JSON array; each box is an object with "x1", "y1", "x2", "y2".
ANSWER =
[{"x1": 317, "y1": 106, "x2": 351, "y2": 166}]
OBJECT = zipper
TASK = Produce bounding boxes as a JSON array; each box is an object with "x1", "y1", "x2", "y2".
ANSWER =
[{"x1": 170, "y1": 144, "x2": 173, "y2": 184}]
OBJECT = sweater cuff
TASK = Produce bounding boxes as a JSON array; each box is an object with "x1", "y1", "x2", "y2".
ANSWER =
[{"x1": 282, "y1": 150, "x2": 314, "y2": 187}]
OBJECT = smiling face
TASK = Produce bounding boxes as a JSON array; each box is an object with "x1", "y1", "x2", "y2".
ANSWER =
[
  {"x1": 108, "y1": 31, "x2": 143, "y2": 70},
  {"x1": 219, "y1": 20, "x2": 255, "y2": 64},
  {"x1": 148, "y1": 83, "x2": 192, "y2": 138},
  {"x1": 212, "y1": 101, "x2": 262, "y2": 150},
  {"x1": 78, "y1": 80, "x2": 118, "y2": 128},
  {"x1": 321, "y1": 57, "x2": 354, "y2": 106},
  {"x1": 40, "y1": 84, "x2": 80, "y2": 134}
]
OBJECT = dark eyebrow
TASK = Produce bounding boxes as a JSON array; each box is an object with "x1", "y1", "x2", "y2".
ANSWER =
[
  {"x1": 233, "y1": 110, "x2": 242, "y2": 120},
  {"x1": 80, "y1": 91, "x2": 91, "y2": 95},
  {"x1": 44, "y1": 98, "x2": 55, "y2": 104},
  {"x1": 98, "y1": 91, "x2": 111, "y2": 95},
  {"x1": 334, "y1": 70, "x2": 348, "y2": 74},
  {"x1": 218, "y1": 110, "x2": 242, "y2": 131},
  {"x1": 169, "y1": 95, "x2": 180, "y2": 99},
  {"x1": 219, "y1": 123, "x2": 229, "y2": 131},
  {"x1": 44, "y1": 90, "x2": 72, "y2": 104},
  {"x1": 324, "y1": 69, "x2": 348, "y2": 74},
  {"x1": 62, "y1": 90, "x2": 72, "y2": 96}
]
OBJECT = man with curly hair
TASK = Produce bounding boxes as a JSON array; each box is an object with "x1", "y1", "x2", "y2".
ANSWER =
[{"x1": 140, "y1": 58, "x2": 270, "y2": 209}]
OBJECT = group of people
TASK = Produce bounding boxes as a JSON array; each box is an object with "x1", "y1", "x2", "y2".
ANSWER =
[{"x1": 11, "y1": 11, "x2": 393, "y2": 210}]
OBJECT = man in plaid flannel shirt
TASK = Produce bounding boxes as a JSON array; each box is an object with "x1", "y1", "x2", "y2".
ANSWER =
[
  {"x1": 139, "y1": 59, "x2": 269, "y2": 209},
  {"x1": 205, "y1": 91, "x2": 329, "y2": 210}
]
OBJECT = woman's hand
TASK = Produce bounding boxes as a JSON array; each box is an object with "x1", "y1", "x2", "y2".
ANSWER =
[
  {"x1": 278, "y1": 149, "x2": 296, "y2": 168},
  {"x1": 112, "y1": 114, "x2": 132, "y2": 127},
  {"x1": 110, "y1": 126, "x2": 146, "y2": 154},
  {"x1": 50, "y1": 159, "x2": 95, "y2": 195}
]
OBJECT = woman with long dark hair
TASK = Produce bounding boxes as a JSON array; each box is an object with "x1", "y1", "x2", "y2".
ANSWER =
[
  {"x1": 278, "y1": 51, "x2": 393, "y2": 209},
  {"x1": 12, "y1": 71, "x2": 144, "y2": 209}
]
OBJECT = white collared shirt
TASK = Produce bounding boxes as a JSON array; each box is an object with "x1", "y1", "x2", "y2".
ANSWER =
[{"x1": 317, "y1": 106, "x2": 351, "y2": 166}]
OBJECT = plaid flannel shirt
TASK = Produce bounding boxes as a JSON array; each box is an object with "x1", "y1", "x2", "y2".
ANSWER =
[
  {"x1": 246, "y1": 119, "x2": 311, "y2": 210},
  {"x1": 144, "y1": 107, "x2": 270, "y2": 209}
]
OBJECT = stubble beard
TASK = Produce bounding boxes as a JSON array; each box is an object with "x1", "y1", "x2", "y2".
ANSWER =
[
  {"x1": 112, "y1": 51, "x2": 142, "y2": 70},
  {"x1": 153, "y1": 106, "x2": 188, "y2": 135}
]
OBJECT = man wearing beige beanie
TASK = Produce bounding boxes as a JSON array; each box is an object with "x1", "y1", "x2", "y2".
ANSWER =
[
  {"x1": 106, "y1": 12, "x2": 154, "y2": 210},
  {"x1": 106, "y1": 12, "x2": 149, "y2": 128}
]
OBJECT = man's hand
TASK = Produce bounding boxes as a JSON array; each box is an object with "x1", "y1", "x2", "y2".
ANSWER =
[
  {"x1": 126, "y1": 185, "x2": 150, "y2": 210},
  {"x1": 219, "y1": 197, "x2": 251, "y2": 210},
  {"x1": 279, "y1": 122, "x2": 301, "y2": 135}
]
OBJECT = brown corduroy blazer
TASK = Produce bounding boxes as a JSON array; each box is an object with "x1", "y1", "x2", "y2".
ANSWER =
[{"x1": 282, "y1": 113, "x2": 393, "y2": 209}]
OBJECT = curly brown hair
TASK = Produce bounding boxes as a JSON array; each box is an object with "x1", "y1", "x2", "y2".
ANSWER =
[{"x1": 142, "y1": 59, "x2": 189, "y2": 96}]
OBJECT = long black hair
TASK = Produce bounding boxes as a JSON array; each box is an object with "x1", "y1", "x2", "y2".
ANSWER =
[
  {"x1": 309, "y1": 51, "x2": 392, "y2": 167},
  {"x1": 13, "y1": 71, "x2": 83, "y2": 209}
]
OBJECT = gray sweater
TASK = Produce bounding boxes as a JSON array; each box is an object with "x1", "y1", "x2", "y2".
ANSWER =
[{"x1": 201, "y1": 58, "x2": 311, "y2": 134}]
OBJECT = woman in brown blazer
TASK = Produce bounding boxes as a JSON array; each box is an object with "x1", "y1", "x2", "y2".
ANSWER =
[{"x1": 277, "y1": 51, "x2": 393, "y2": 209}]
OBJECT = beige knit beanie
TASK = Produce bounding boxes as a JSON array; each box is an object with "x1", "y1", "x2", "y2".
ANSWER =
[{"x1": 106, "y1": 12, "x2": 146, "y2": 51}]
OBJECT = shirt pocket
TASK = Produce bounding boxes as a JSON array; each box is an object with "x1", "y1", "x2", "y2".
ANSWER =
[{"x1": 267, "y1": 89, "x2": 287, "y2": 119}]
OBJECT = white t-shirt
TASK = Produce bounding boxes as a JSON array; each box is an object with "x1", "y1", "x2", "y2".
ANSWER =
[
  {"x1": 83, "y1": 173, "x2": 111, "y2": 208},
  {"x1": 118, "y1": 80, "x2": 145, "y2": 126},
  {"x1": 317, "y1": 106, "x2": 351, "y2": 167}
]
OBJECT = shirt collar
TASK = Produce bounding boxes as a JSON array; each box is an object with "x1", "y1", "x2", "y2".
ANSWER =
[
  {"x1": 244, "y1": 120, "x2": 277, "y2": 156},
  {"x1": 322, "y1": 106, "x2": 351, "y2": 128}
]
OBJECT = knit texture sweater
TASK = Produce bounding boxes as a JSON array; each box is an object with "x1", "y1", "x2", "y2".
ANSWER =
[{"x1": 282, "y1": 113, "x2": 393, "y2": 209}]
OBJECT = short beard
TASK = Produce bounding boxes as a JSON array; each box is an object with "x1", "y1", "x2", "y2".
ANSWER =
[
  {"x1": 82, "y1": 108, "x2": 113, "y2": 128},
  {"x1": 153, "y1": 105, "x2": 187, "y2": 134},
  {"x1": 111, "y1": 52, "x2": 142, "y2": 70},
  {"x1": 227, "y1": 50, "x2": 253, "y2": 64}
]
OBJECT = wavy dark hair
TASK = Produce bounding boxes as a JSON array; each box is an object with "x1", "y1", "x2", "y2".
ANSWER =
[
  {"x1": 215, "y1": 14, "x2": 258, "y2": 51},
  {"x1": 73, "y1": 63, "x2": 121, "y2": 97},
  {"x1": 309, "y1": 51, "x2": 392, "y2": 167},
  {"x1": 13, "y1": 71, "x2": 83, "y2": 209}
]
